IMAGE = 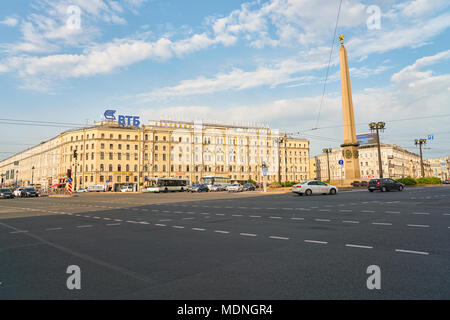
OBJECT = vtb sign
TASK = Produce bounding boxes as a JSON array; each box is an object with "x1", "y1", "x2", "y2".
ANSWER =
[{"x1": 104, "y1": 110, "x2": 140, "y2": 127}]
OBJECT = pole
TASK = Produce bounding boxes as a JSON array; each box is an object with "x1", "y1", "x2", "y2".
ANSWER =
[
  {"x1": 376, "y1": 127, "x2": 383, "y2": 179},
  {"x1": 326, "y1": 151, "x2": 331, "y2": 181},
  {"x1": 74, "y1": 163, "x2": 77, "y2": 191},
  {"x1": 419, "y1": 143, "x2": 424, "y2": 178},
  {"x1": 278, "y1": 138, "x2": 282, "y2": 183}
]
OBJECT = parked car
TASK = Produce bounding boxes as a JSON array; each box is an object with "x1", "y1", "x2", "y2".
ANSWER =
[
  {"x1": 23, "y1": 187, "x2": 39, "y2": 197},
  {"x1": 292, "y1": 180, "x2": 338, "y2": 196},
  {"x1": 443, "y1": 179, "x2": 450, "y2": 185},
  {"x1": 190, "y1": 184, "x2": 209, "y2": 192},
  {"x1": 227, "y1": 184, "x2": 243, "y2": 192},
  {"x1": 243, "y1": 183, "x2": 256, "y2": 191},
  {"x1": 75, "y1": 188, "x2": 88, "y2": 193},
  {"x1": 0, "y1": 188, "x2": 14, "y2": 199},
  {"x1": 13, "y1": 187, "x2": 24, "y2": 197},
  {"x1": 210, "y1": 184, "x2": 225, "y2": 192},
  {"x1": 368, "y1": 178, "x2": 404, "y2": 192},
  {"x1": 351, "y1": 181, "x2": 368, "y2": 187}
]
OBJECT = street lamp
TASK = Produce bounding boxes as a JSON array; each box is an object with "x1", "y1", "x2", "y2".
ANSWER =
[
  {"x1": 369, "y1": 121, "x2": 386, "y2": 179},
  {"x1": 322, "y1": 148, "x2": 332, "y2": 182},
  {"x1": 31, "y1": 166, "x2": 35, "y2": 185},
  {"x1": 16, "y1": 170, "x2": 18, "y2": 188},
  {"x1": 414, "y1": 138, "x2": 427, "y2": 177}
]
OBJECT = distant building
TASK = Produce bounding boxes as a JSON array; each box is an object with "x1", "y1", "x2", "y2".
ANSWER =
[
  {"x1": 315, "y1": 143, "x2": 434, "y2": 181},
  {"x1": 427, "y1": 156, "x2": 450, "y2": 180}
]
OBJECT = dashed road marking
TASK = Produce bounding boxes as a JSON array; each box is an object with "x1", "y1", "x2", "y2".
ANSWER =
[
  {"x1": 362, "y1": 210, "x2": 375, "y2": 213},
  {"x1": 172, "y1": 226, "x2": 185, "y2": 229},
  {"x1": 372, "y1": 222, "x2": 392, "y2": 226},
  {"x1": 315, "y1": 219, "x2": 331, "y2": 222},
  {"x1": 45, "y1": 227, "x2": 63, "y2": 231},
  {"x1": 269, "y1": 236, "x2": 289, "y2": 240},
  {"x1": 407, "y1": 224, "x2": 430, "y2": 228},
  {"x1": 106, "y1": 223, "x2": 121, "y2": 226},
  {"x1": 304, "y1": 240, "x2": 327, "y2": 244},
  {"x1": 386, "y1": 211, "x2": 400, "y2": 214},
  {"x1": 192, "y1": 228, "x2": 205, "y2": 231},
  {"x1": 10, "y1": 230, "x2": 29, "y2": 234},
  {"x1": 214, "y1": 230, "x2": 230, "y2": 234},
  {"x1": 269, "y1": 216, "x2": 282, "y2": 219},
  {"x1": 250, "y1": 215, "x2": 261, "y2": 218},
  {"x1": 342, "y1": 220, "x2": 359, "y2": 224},
  {"x1": 77, "y1": 225, "x2": 92, "y2": 228},
  {"x1": 345, "y1": 244, "x2": 373, "y2": 249},
  {"x1": 240, "y1": 233, "x2": 257, "y2": 237},
  {"x1": 155, "y1": 224, "x2": 166, "y2": 227},
  {"x1": 412, "y1": 212, "x2": 430, "y2": 215},
  {"x1": 395, "y1": 249, "x2": 429, "y2": 255}
]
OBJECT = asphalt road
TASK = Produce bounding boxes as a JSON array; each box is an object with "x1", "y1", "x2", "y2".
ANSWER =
[{"x1": 0, "y1": 186, "x2": 449, "y2": 299}]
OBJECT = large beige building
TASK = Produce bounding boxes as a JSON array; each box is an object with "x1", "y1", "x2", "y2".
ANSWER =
[
  {"x1": 314, "y1": 143, "x2": 433, "y2": 182},
  {"x1": 0, "y1": 120, "x2": 310, "y2": 190},
  {"x1": 427, "y1": 156, "x2": 449, "y2": 180}
]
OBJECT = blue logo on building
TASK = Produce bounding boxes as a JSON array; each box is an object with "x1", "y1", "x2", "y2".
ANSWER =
[
  {"x1": 104, "y1": 110, "x2": 140, "y2": 127},
  {"x1": 104, "y1": 110, "x2": 116, "y2": 121}
]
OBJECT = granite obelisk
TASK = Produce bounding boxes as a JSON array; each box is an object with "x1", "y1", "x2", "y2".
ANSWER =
[{"x1": 338, "y1": 35, "x2": 361, "y2": 183}]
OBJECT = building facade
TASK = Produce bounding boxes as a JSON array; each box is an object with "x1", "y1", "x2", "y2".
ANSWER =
[
  {"x1": 427, "y1": 156, "x2": 450, "y2": 180},
  {"x1": 0, "y1": 120, "x2": 310, "y2": 190},
  {"x1": 315, "y1": 143, "x2": 433, "y2": 182}
]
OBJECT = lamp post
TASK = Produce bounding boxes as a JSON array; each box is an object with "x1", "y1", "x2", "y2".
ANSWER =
[
  {"x1": 322, "y1": 148, "x2": 332, "y2": 182},
  {"x1": 414, "y1": 138, "x2": 427, "y2": 178},
  {"x1": 369, "y1": 122, "x2": 386, "y2": 179},
  {"x1": 31, "y1": 166, "x2": 35, "y2": 185},
  {"x1": 16, "y1": 170, "x2": 18, "y2": 188}
]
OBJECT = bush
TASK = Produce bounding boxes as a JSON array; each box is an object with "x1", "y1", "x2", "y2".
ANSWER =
[
  {"x1": 396, "y1": 177, "x2": 417, "y2": 185},
  {"x1": 247, "y1": 178, "x2": 256, "y2": 185},
  {"x1": 416, "y1": 177, "x2": 442, "y2": 185}
]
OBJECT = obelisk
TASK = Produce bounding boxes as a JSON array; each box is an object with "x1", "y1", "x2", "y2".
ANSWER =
[{"x1": 338, "y1": 35, "x2": 360, "y2": 184}]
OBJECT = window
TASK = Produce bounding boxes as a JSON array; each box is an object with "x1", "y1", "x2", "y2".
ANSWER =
[
  {"x1": 118, "y1": 144, "x2": 122, "y2": 150},
  {"x1": 109, "y1": 164, "x2": 113, "y2": 172},
  {"x1": 101, "y1": 143, "x2": 105, "y2": 149},
  {"x1": 110, "y1": 134, "x2": 113, "y2": 139},
  {"x1": 134, "y1": 164, "x2": 138, "y2": 172},
  {"x1": 110, "y1": 144, "x2": 113, "y2": 149},
  {"x1": 101, "y1": 133, "x2": 105, "y2": 139},
  {"x1": 126, "y1": 164, "x2": 130, "y2": 171},
  {"x1": 118, "y1": 165, "x2": 122, "y2": 171},
  {"x1": 109, "y1": 153, "x2": 113, "y2": 160},
  {"x1": 134, "y1": 145, "x2": 138, "y2": 150},
  {"x1": 118, "y1": 134, "x2": 122, "y2": 139},
  {"x1": 118, "y1": 153, "x2": 122, "y2": 160},
  {"x1": 100, "y1": 152, "x2": 104, "y2": 160}
]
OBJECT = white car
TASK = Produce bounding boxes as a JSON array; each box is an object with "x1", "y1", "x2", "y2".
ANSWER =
[
  {"x1": 292, "y1": 180, "x2": 338, "y2": 196},
  {"x1": 120, "y1": 186, "x2": 133, "y2": 192},
  {"x1": 226, "y1": 184, "x2": 243, "y2": 192},
  {"x1": 13, "y1": 187, "x2": 24, "y2": 197}
]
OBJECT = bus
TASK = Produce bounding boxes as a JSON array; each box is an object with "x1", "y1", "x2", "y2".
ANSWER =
[
  {"x1": 144, "y1": 178, "x2": 189, "y2": 193},
  {"x1": 201, "y1": 176, "x2": 231, "y2": 190}
]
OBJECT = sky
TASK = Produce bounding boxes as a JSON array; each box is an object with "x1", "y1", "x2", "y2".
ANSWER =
[{"x1": 0, "y1": 0, "x2": 449, "y2": 161}]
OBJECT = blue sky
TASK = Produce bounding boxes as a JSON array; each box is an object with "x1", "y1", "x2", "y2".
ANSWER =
[{"x1": 0, "y1": 0, "x2": 449, "y2": 160}]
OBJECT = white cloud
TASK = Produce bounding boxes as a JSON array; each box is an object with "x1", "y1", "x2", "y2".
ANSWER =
[{"x1": 0, "y1": 17, "x2": 19, "y2": 27}]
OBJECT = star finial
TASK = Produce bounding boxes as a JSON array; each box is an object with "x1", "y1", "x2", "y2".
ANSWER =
[{"x1": 339, "y1": 35, "x2": 344, "y2": 45}]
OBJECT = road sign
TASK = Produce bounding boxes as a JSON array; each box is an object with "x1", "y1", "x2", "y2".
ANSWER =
[
  {"x1": 263, "y1": 171, "x2": 267, "y2": 177},
  {"x1": 338, "y1": 160, "x2": 344, "y2": 165},
  {"x1": 442, "y1": 163, "x2": 446, "y2": 166},
  {"x1": 66, "y1": 178, "x2": 73, "y2": 183},
  {"x1": 428, "y1": 134, "x2": 434, "y2": 140}
]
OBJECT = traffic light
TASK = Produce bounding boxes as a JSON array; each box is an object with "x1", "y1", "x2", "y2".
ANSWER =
[
  {"x1": 73, "y1": 150, "x2": 78, "y2": 160},
  {"x1": 67, "y1": 169, "x2": 72, "y2": 179}
]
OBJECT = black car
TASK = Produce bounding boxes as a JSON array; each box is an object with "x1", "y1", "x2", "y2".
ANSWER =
[
  {"x1": 190, "y1": 184, "x2": 209, "y2": 192},
  {"x1": 0, "y1": 188, "x2": 15, "y2": 199},
  {"x1": 368, "y1": 179, "x2": 404, "y2": 192},
  {"x1": 23, "y1": 187, "x2": 39, "y2": 197},
  {"x1": 443, "y1": 179, "x2": 450, "y2": 185},
  {"x1": 243, "y1": 183, "x2": 256, "y2": 191}
]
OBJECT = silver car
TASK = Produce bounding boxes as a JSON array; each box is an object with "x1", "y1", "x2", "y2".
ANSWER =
[
  {"x1": 226, "y1": 184, "x2": 243, "y2": 192},
  {"x1": 292, "y1": 180, "x2": 338, "y2": 196}
]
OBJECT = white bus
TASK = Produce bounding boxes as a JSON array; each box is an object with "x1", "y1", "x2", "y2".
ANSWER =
[
  {"x1": 86, "y1": 185, "x2": 107, "y2": 192},
  {"x1": 144, "y1": 178, "x2": 189, "y2": 193},
  {"x1": 201, "y1": 176, "x2": 231, "y2": 190}
]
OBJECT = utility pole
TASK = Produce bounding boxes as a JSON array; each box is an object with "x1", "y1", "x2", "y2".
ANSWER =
[
  {"x1": 278, "y1": 137, "x2": 284, "y2": 183},
  {"x1": 414, "y1": 139, "x2": 427, "y2": 177},
  {"x1": 369, "y1": 122, "x2": 386, "y2": 179},
  {"x1": 322, "y1": 148, "x2": 332, "y2": 181},
  {"x1": 73, "y1": 149, "x2": 78, "y2": 190},
  {"x1": 31, "y1": 166, "x2": 35, "y2": 185}
]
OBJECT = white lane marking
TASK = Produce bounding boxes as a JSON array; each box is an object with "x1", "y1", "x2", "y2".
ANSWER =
[
  {"x1": 291, "y1": 217, "x2": 305, "y2": 220},
  {"x1": 372, "y1": 222, "x2": 392, "y2": 226},
  {"x1": 319, "y1": 209, "x2": 331, "y2": 212},
  {"x1": 46, "y1": 227, "x2": 63, "y2": 231},
  {"x1": 339, "y1": 210, "x2": 352, "y2": 212},
  {"x1": 187, "y1": 212, "x2": 195, "y2": 214},
  {"x1": 412, "y1": 212, "x2": 430, "y2": 215},
  {"x1": 304, "y1": 240, "x2": 327, "y2": 244},
  {"x1": 282, "y1": 208, "x2": 294, "y2": 210},
  {"x1": 395, "y1": 249, "x2": 429, "y2": 255},
  {"x1": 342, "y1": 220, "x2": 359, "y2": 224},
  {"x1": 250, "y1": 215, "x2": 262, "y2": 218},
  {"x1": 444, "y1": 214, "x2": 450, "y2": 216},
  {"x1": 269, "y1": 236, "x2": 289, "y2": 240},
  {"x1": 172, "y1": 226, "x2": 185, "y2": 229},
  {"x1": 114, "y1": 219, "x2": 123, "y2": 222},
  {"x1": 93, "y1": 217, "x2": 101, "y2": 219},
  {"x1": 215, "y1": 214, "x2": 225, "y2": 216},
  {"x1": 232, "y1": 214, "x2": 243, "y2": 217},
  {"x1": 126, "y1": 221, "x2": 137, "y2": 224},
  {"x1": 240, "y1": 233, "x2": 257, "y2": 237},
  {"x1": 214, "y1": 230, "x2": 230, "y2": 234},
  {"x1": 269, "y1": 216, "x2": 282, "y2": 219},
  {"x1": 362, "y1": 210, "x2": 375, "y2": 213},
  {"x1": 386, "y1": 211, "x2": 400, "y2": 214},
  {"x1": 315, "y1": 219, "x2": 331, "y2": 222},
  {"x1": 155, "y1": 224, "x2": 166, "y2": 227},
  {"x1": 10, "y1": 230, "x2": 29, "y2": 234},
  {"x1": 407, "y1": 224, "x2": 430, "y2": 228},
  {"x1": 345, "y1": 244, "x2": 373, "y2": 249},
  {"x1": 159, "y1": 219, "x2": 172, "y2": 222},
  {"x1": 77, "y1": 225, "x2": 92, "y2": 228},
  {"x1": 106, "y1": 223, "x2": 121, "y2": 226},
  {"x1": 192, "y1": 228, "x2": 205, "y2": 231},
  {"x1": 103, "y1": 218, "x2": 111, "y2": 221},
  {"x1": 183, "y1": 217, "x2": 195, "y2": 220},
  {"x1": 139, "y1": 222, "x2": 150, "y2": 225}
]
